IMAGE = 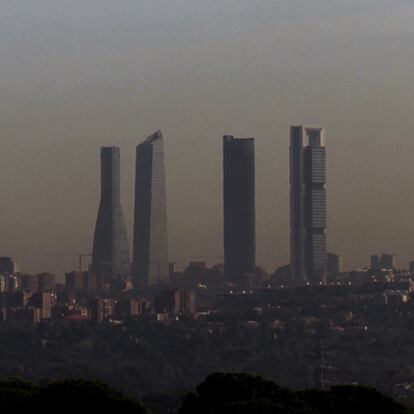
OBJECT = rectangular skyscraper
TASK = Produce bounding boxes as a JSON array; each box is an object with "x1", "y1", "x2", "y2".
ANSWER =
[
  {"x1": 132, "y1": 131, "x2": 169, "y2": 290},
  {"x1": 327, "y1": 253, "x2": 343, "y2": 281},
  {"x1": 92, "y1": 147, "x2": 131, "y2": 286},
  {"x1": 223, "y1": 135, "x2": 256, "y2": 288},
  {"x1": 290, "y1": 126, "x2": 327, "y2": 283}
]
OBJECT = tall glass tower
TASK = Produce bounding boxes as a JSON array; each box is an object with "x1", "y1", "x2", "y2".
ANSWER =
[
  {"x1": 290, "y1": 126, "x2": 327, "y2": 283},
  {"x1": 223, "y1": 135, "x2": 256, "y2": 288},
  {"x1": 132, "y1": 131, "x2": 169, "y2": 290},
  {"x1": 92, "y1": 147, "x2": 131, "y2": 286}
]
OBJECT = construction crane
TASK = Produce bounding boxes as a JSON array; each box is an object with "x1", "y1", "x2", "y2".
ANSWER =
[{"x1": 46, "y1": 253, "x2": 92, "y2": 273}]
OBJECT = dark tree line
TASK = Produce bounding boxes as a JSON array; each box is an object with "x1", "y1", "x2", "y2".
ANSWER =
[
  {"x1": 0, "y1": 378, "x2": 148, "y2": 412},
  {"x1": 0, "y1": 374, "x2": 410, "y2": 414},
  {"x1": 179, "y1": 373, "x2": 410, "y2": 414}
]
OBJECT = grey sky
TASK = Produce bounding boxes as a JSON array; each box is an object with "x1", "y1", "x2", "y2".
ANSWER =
[{"x1": 1, "y1": 1, "x2": 414, "y2": 276}]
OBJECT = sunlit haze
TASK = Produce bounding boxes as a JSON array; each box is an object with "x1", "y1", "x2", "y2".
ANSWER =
[{"x1": 1, "y1": 0, "x2": 414, "y2": 277}]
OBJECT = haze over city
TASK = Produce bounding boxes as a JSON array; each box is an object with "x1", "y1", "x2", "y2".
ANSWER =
[{"x1": 2, "y1": 0, "x2": 414, "y2": 276}]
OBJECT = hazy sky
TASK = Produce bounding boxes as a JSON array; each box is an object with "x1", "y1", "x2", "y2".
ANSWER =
[{"x1": 1, "y1": 0, "x2": 414, "y2": 277}]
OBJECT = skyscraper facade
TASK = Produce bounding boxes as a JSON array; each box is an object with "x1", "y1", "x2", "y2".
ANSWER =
[
  {"x1": 223, "y1": 135, "x2": 256, "y2": 288},
  {"x1": 92, "y1": 147, "x2": 130, "y2": 285},
  {"x1": 327, "y1": 253, "x2": 343, "y2": 281},
  {"x1": 132, "y1": 131, "x2": 169, "y2": 290},
  {"x1": 290, "y1": 126, "x2": 327, "y2": 283}
]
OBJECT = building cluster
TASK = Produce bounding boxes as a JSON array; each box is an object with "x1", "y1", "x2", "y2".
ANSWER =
[
  {"x1": 215, "y1": 281, "x2": 414, "y2": 320},
  {"x1": 0, "y1": 256, "x2": 196, "y2": 324},
  {"x1": 0, "y1": 125, "x2": 335, "y2": 296},
  {"x1": 91, "y1": 131, "x2": 169, "y2": 292},
  {"x1": 210, "y1": 279, "x2": 414, "y2": 395},
  {"x1": 89, "y1": 125, "x2": 331, "y2": 296},
  {"x1": 3, "y1": 126, "x2": 414, "y2": 325},
  {"x1": 0, "y1": 266, "x2": 55, "y2": 323}
]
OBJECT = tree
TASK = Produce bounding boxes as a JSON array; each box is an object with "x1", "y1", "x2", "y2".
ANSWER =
[
  {"x1": 0, "y1": 378, "x2": 149, "y2": 413},
  {"x1": 179, "y1": 373, "x2": 409, "y2": 414},
  {"x1": 0, "y1": 379, "x2": 38, "y2": 411}
]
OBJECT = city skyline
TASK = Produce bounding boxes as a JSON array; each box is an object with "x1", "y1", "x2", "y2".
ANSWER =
[
  {"x1": 1, "y1": 2, "x2": 414, "y2": 408},
  {"x1": 1, "y1": 126, "x2": 413, "y2": 278},
  {"x1": 2, "y1": 2, "x2": 414, "y2": 275}
]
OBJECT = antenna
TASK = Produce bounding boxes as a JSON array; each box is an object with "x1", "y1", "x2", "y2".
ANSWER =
[{"x1": 314, "y1": 339, "x2": 328, "y2": 390}]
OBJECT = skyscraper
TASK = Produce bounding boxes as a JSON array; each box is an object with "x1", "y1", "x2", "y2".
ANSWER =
[
  {"x1": 0, "y1": 257, "x2": 17, "y2": 274},
  {"x1": 92, "y1": 147, "x2": 130, "y2": 286},
  {"x1": 327, "y1": 253, "x2": 343, "y2": 281},
  {"x1": 132, "y1": 131, "x2": 169, "y2": 290},
  {"x1": 290, "y1": 126, "x2": 327, "y2": 283},
  {"x1": 223, "y1": 135, "x2": 256, "y2": 288},
  {"x1": 370, "y1": 253, "x2": 395, "y2": 272}
]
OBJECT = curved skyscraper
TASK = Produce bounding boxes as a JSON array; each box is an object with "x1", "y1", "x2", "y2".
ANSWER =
[
  {"x1": 223, "y1": 135, "x2": 256, "y2": 288},
  {"x1": 290, "y1": 126, "x2": 327, "y2": 283},
  {"x1": 132, "y1": 131, "x2": 169, "y2": 290},
  {"x1": 92, "y1": 147, "x2": 131, "y2": 286}
]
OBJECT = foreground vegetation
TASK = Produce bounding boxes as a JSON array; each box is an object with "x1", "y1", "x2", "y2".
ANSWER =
[
  {"x1": 0, "y1": 378, "x2": 148, "y2": 412},
  {"x1": 179, "y1": 373, "x2": 409, "y2": 414},
  {"x1": 0, "y1": 373, "x2": 410, "y2": 413},
  {"x1": 0, "y1": 315, "x2": 411, "y2": 400}
]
